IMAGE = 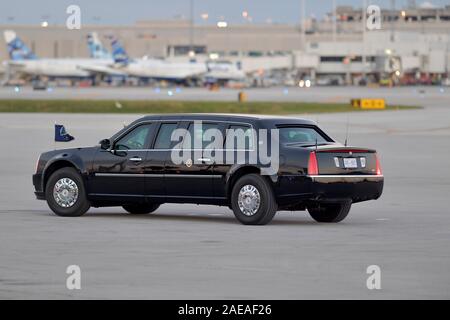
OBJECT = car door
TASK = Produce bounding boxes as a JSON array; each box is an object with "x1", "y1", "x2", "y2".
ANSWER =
[
  {"x1": 164, "y1": 121, "x2": 224, "y2": 200},
  {"x1": 213, "y1": 123, "x2": 255, "y2": 199},
  {"x1": 144, "y1": 121, "x2": 181, "y2": 201},
  {"x1": 89, "y1": 122, "x2": 155, "y2": 199}
]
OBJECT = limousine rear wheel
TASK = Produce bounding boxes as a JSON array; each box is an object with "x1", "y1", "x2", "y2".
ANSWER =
[
  {"x1": 231, "y1": 174, "x2": 277, "y2": 225},
  {"x1": 122, "y1": 203, "x2": 160, "y2": 214},
  {"x1": 45, "y1": 167, "x2": 90, "y2": 217},
  {"x1": 307, "y1": 201, "x2": 351, "y2": 223}
]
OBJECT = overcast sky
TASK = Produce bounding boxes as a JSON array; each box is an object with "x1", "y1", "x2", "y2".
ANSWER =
[{"x1": 1, "y1": 0, "x2": 449, "y2": 25}]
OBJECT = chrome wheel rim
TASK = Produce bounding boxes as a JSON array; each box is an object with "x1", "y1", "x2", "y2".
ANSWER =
[
  {"x1": 237, "y1": 184, "x2": 261, "y2": 216},
  {"x1": 53, "y1": 178, "x2": 79, "y2": 208}
]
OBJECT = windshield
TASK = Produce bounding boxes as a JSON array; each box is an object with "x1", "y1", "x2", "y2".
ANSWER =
[{"x1": 278, "y1": 126, "x2": 330, "y2": 145}]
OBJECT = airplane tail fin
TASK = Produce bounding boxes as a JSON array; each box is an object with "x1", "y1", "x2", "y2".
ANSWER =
[
  {"x1": 3, "y1": 30, "x2": 37, "y2": 60},
  {"x1": 87, "y1": 32, "x2": 111, "y2": 59},
  {"x1": 108, "y1": 36, "x2": 129, "y2": 65}
]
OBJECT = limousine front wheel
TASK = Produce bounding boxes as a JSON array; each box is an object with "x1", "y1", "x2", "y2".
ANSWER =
[
  {"x1": 231, "y1": 174, "x2": 277, "y2": 225},
  {"x1": 122, "y1": 203, "x2": 160, "y2": 214},
  {"x1": 45, "y1": 167, "x2": 90, "y2": 217}
]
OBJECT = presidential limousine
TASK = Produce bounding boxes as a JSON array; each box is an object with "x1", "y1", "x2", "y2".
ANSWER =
[{"x1": 33, "y1": 114, "x2": 383, "y2": 225}]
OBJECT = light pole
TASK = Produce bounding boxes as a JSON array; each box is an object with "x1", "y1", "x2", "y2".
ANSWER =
[
  {"x1": 332, "y1": 0, "x2": 337, "y2": 42},
  {"x1": 189, "y1": 0, "x2": 195, "y2": 58},
  {"x1": 362, "y1": 0, "x2": 367, "y2": 80},
  {"x1": 301, "y1": 0, "x2": 306, "y2": 50},
  {"x1": 390, "y1": 0, "x2": 396, "y2": 42}
]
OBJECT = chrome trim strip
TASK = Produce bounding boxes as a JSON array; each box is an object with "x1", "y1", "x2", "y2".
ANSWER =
[
  {"x1": 308, "y1": 175, "x2": 384, "y2": 178},
  {"x1": 112, "y1": 119, "x2": 255, "y2": 147},
  {"x1": 89, "y1": 193, "x2": 226, "y2": 200},
  {"x1": 89, "y1": 193, "x2": 144, "y2": 197},
  {"x1": 164, "y1": 195, "x2": 226, "y2": 199},
  {"x1": 94, "y1": 173, "x2": 222, "y2": 178},
  {"x1": 94, "y1": 173, "x2": 163, "y2": 178},
  {"x1": 165, "y1": 174, "x2": 222, "y2": 178},
  {"x1": 105, "y1": 148, "x2": 256, "y2": 152}
]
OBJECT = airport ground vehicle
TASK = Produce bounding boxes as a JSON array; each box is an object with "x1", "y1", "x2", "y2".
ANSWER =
[{"x1": 33, "y1": 114, "x2": 383, "y2": 225}]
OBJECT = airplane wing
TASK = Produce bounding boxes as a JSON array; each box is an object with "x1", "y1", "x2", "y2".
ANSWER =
[
  {"x1": 77, "y1": 64, "x2": 127, "y2": 76},
  {"x1": 5, "y1": 61, "x2": 27, "y2": 68}
]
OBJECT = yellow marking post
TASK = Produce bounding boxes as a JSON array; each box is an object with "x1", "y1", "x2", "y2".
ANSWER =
[
  {"x1": 238, "y1": 91, "x2": 247, "y2": 102},
  {"x1": 351, "y1": 99, "x2": 385, "y2": 109}
]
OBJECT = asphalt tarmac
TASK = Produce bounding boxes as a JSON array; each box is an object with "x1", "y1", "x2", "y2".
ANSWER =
[{"x1": 0, "y1": 86, "x2": 449, "y2": 299}]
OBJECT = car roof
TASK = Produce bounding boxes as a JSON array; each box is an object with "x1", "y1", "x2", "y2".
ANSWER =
[
  {"x1": 110, "y1": 113, "x2": 318, "y2": 141},
  {"x1": 138, "y1": 113, "x2": 317, "y2": 125}
]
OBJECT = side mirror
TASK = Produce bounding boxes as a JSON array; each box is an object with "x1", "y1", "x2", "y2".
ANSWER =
[{"x1": 99, "y1": 139, "x2": 111, "y2": 150}]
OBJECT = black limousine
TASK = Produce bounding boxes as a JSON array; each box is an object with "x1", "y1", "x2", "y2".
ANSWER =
[{"x1": 33, "y1": 114, "x2": 383, "y2": 225}]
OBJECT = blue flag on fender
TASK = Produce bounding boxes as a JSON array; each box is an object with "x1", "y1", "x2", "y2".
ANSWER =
[{"x1": 55, "y1": 124, "x2": 75, "y2": 142}]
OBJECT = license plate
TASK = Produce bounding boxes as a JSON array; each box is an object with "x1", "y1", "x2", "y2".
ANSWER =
[{"x1": 343, "y1": 158, "x2": 358, "y2": 168}]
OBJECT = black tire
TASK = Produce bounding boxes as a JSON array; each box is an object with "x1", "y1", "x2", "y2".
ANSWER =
[
  {"x1": 45, "y1": 167, "x2": 90, "y2": 217},
  {"x1": 122, "y1": 203, "x2": 160, "y2": 214},
  {"x1": 307, "y1": 202, "x2": 351, "y2": 223},
  {"x1": 231, "y1": 174, "x2": 277, "y2": 225}
]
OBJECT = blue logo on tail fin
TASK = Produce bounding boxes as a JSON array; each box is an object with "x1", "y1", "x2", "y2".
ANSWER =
[
  {"x1": 108, "y1": 36, "x2": 129, "y2": 65},
  {"x1": 4, "y1": 30, "x2": 37, "y2": 61},
  {"x1": 87, "y1": 32, "x2": 112, "y2": 59}
]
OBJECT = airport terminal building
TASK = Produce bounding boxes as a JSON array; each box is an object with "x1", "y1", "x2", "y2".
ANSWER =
[{"x1": 1, "y1": 4, "x2": 450, "y2": 85}]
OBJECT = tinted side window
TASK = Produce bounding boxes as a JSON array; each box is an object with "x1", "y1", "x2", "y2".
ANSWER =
[
  {"x1": 115, "y1": 124, "x2": 151, "y2": 150},
  {"x1": 185, "y1": 122, "x2": 219, "y2": 149},
  {"x1": 225, "y1": 125, "x2": 254, "y2": 150},
  {"x1": 154, "y1": 123, "x2": 178, "y2": 149}
]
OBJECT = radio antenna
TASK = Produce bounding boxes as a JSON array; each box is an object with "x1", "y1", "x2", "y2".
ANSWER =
[{"x1": 344, "y1": 116, "x2": 350, "y2": 146}]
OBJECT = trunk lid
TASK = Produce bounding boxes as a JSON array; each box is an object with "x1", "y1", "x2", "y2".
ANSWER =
[{"x1": 306, "y1": 144, "x2": 379, "y2": 175}]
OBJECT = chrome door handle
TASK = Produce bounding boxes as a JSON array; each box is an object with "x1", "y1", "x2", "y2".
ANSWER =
[
  {"x1": 197, "y1": 158, "x2": 212, "y2": 162},
  {"x1": 129, "y1": 157, "x2": 142, "y2": 162}
]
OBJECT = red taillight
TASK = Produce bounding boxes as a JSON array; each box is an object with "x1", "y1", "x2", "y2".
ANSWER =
[
  {"x1": 308, "y1": 151, "x2": 319, "y2": 175},
  {"x1": 375, "y1": 154, "x2": 382, "y2": 175}
]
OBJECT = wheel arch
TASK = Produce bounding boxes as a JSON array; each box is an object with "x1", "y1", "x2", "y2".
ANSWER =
[
  {"x1": 226, "y1": 165, "x2": 276, "y2": 202},
  {"x1": 42, "y1": 159, "x2": 84, "y2": 192}
]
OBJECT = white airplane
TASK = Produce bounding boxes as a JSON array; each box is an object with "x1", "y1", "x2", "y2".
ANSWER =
[
  {"x1": 109, "y1": 37, "x2": 207, "y2": 82},
  {"x1": 205, "y1": 60, "x2": 246, "y2": 82},
  {"x1": 3, "y1": 30, "x2": 124, "y2": 79},
  {"x1": 3, "y1": 30, "x2": 244, "y2": 85}
]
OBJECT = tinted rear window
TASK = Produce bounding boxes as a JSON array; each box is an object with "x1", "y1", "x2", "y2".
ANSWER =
[{"x1": 278, "y1": 126, "x2": 330, "y2": 145}]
